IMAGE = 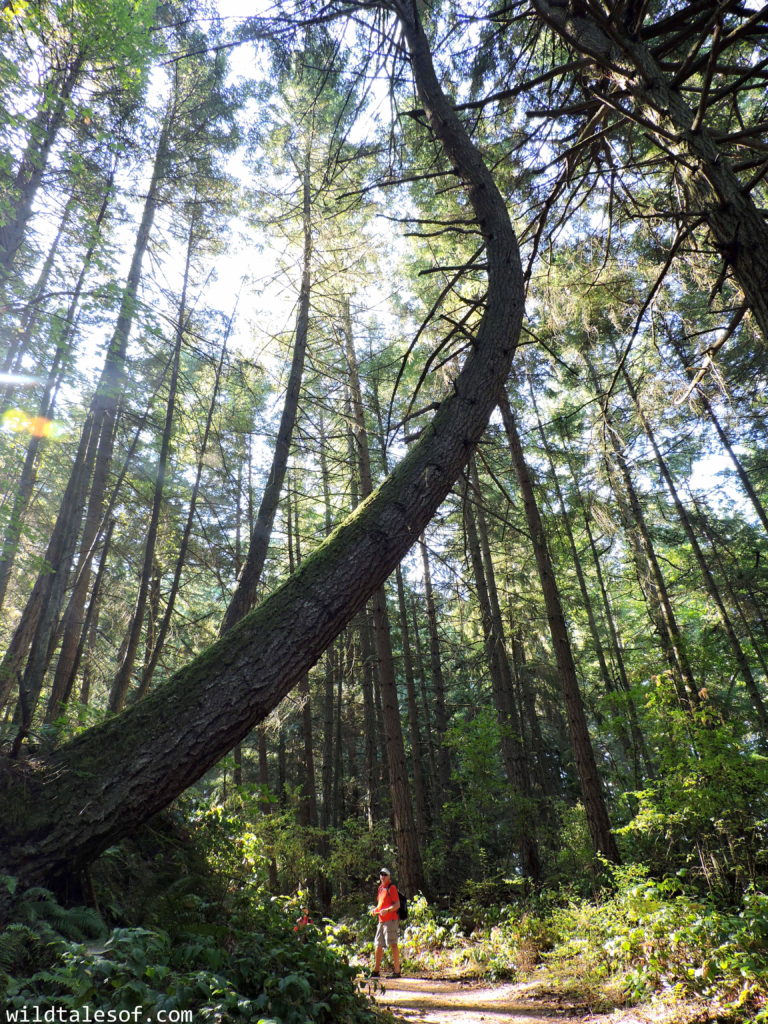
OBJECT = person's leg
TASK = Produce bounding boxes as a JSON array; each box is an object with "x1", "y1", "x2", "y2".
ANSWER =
[
  {"x1": 374, "y1": 944, "x2": 384, "y2": 974},
  {"x1": 391, "y1": 942, "x2": 401, "y2": 975}
]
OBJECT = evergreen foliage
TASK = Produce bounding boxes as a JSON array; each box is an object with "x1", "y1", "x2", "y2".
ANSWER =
[{"x1": 0, "y1": 0, "x2": 767, "y2": 1018}]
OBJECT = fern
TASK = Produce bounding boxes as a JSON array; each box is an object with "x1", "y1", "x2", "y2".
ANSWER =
[
  {"x1": 17, "y1": 888, "x2": 104, "y2": 943},
  {"x1": 0, "y1": 923, "x2": 40, "y2": 972}
]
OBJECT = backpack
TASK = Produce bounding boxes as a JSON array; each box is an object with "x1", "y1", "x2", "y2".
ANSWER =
[
  {"x1": 386, "y1": 882, "x2": 408, "y2": 921},
  {"x1": 397, "y1": 890, "x2": 408, "y2": 921}
]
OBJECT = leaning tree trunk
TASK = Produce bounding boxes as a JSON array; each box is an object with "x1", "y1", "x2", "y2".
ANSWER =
[{"x1": 0, "y1": 1, "x2": 524, "y2": 892}]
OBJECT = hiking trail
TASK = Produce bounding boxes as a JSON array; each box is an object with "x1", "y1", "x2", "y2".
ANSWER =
[{"x1": 368, "y1": 974, "x2": 701, "y2": 1024}]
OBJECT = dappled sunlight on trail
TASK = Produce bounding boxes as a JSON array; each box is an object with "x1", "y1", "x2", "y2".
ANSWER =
[
  {"x1": 370, "y1": 975, "x2": 715, "y2": 1024},
  {"x1": 371, "y1": 977, "x2": 582, "y2": 1024}
]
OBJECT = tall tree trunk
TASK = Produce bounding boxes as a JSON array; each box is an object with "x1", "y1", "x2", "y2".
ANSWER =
[
  {"x1": 395, "y1": 566, "x2": 429, "y2": 840},
  {"x1": 47, "y1": 519, "x2": 115, "y2": 722},
  {"x1": 220, "y1": 152, "x2": 312, "y2": 635},
  {"x1": 286, "y1": 480, "x2": 319, "y2": 832},
  {"x1": 137, "y1": 309, "x2": 235, "y2": 698},
  {"x1": 499, "y1": 396, "x2": 620, "y2": 862},
  {"x1": 107, "y1": 212, "x2": 195, "y2": 713},
  {"x1": 528, "y1": 384, "x2": 642, "y2": 784},
  {"x1": 0, "y1": 2, "x2": 524, "y2": 890},
  {"x1": 0, "y1": 174, "x2": 114, "y2": 611},
  {"x1": 621, "y1": 366, "x2": 768, "y2": 731},
  {"x1": 343, "y1": 298, "x2": 425, "y2": 895},
  {"x1": 0, "y1": 416, "x2": 99, "y2": 713},
  {"x1": 1, "y1": 119, "x2": 170, "y2": 719},
  {"x1": 559, "y1": 435, "x2": 653, "y2": 778},
  {"x1": 584, "y1": 355, "x2": 700, "y2": 710},
  {"x1": 0, "y1": 53, "x2": 85, "y2": 274},
  {"x1": 690, "y1": 494, "x2": 768, "y2": 683},
  {"x1": 0, "y1": 188, "x2": 75, "y2": 399},
  {"x1": 666, "y1": 332, "x2": 768, "y2": 539},
  {"x1": 463, "y1": 473, "x2": 541, "y2": 880},
  {"x1": 409, "y1": 591, "x2": 438, "y2": 796},
  {"x1": 510, "y1": 632, "x2": 561, "y2": 798},
  {"x1": 418, "y1": 536, "x2": 452, "y2": 817}
]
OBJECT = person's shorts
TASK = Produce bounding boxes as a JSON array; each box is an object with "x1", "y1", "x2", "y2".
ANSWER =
[{"x1": 375, "y1": 919, "x2": 399, "y2": 947}]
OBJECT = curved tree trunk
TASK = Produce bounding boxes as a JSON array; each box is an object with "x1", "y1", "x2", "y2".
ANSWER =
[{"x1": 0, "y1": 2, "x2": 524, "y2": 891}]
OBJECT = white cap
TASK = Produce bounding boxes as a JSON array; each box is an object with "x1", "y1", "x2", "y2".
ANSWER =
[{"x1": 379, "y1": 867, "x2": 390, "y2": 876}]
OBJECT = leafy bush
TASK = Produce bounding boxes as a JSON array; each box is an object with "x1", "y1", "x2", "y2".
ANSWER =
[
  {"x1": 541, "y1": 866, "x2": 768, "y2": 1018},
  {"x1": 0, "y1": 884, "x2": 379, "y2": 1023},
  {"x1": 621, "y1": 696, "x2": 768, "y2": 894}
]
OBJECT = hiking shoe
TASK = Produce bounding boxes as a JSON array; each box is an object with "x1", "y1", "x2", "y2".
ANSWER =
[
  {"x1": 367, "y1": 970, "x2": 379, "y2": 979},
  {"x1": 388, "y1": 971, "x2": 401, "y2": 978}
]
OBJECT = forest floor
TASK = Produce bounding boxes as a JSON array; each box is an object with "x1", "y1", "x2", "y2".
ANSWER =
[{"x1": 368, "y1": 971, "x2": 719, "y2": 1024}]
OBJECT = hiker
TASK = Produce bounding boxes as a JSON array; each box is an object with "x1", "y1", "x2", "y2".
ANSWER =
[
  {"x1": 294, "y1": 905, "x2": 313, "y2": 932},
  {"x1": 369, "y1": 867, "x2": 401, "y2": 978}
]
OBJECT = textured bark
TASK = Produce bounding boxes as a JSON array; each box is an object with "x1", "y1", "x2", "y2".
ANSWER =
[
  {"x1": 499, "y1": 396, "x2": 620, "y2": 862},
  {"x1": 0, "y1": 2, "x2": 523, "y2": 889}
]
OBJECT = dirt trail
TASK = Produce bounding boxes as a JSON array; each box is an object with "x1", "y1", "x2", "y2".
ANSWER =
[{"x1": 368, "y1": 976, "x2": 681, "y2": 1024}]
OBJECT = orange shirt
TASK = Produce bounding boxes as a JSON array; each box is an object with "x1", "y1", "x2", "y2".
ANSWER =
[{"x1": 376, "y1": 882, "x2": 399, "y2": 923}]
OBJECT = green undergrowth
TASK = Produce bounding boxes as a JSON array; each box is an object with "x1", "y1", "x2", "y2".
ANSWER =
[
  {"x1": 0, "y1": 810, "x2": 380, "y2": 1024},
  {"x1": 393, "y1": 867, "x2": 768, "y2": 1020}
]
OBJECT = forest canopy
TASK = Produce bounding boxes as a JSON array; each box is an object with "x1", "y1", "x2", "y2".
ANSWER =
[{"x1": 1, "y1": 0, "x2": 768, "y2": 1019}]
